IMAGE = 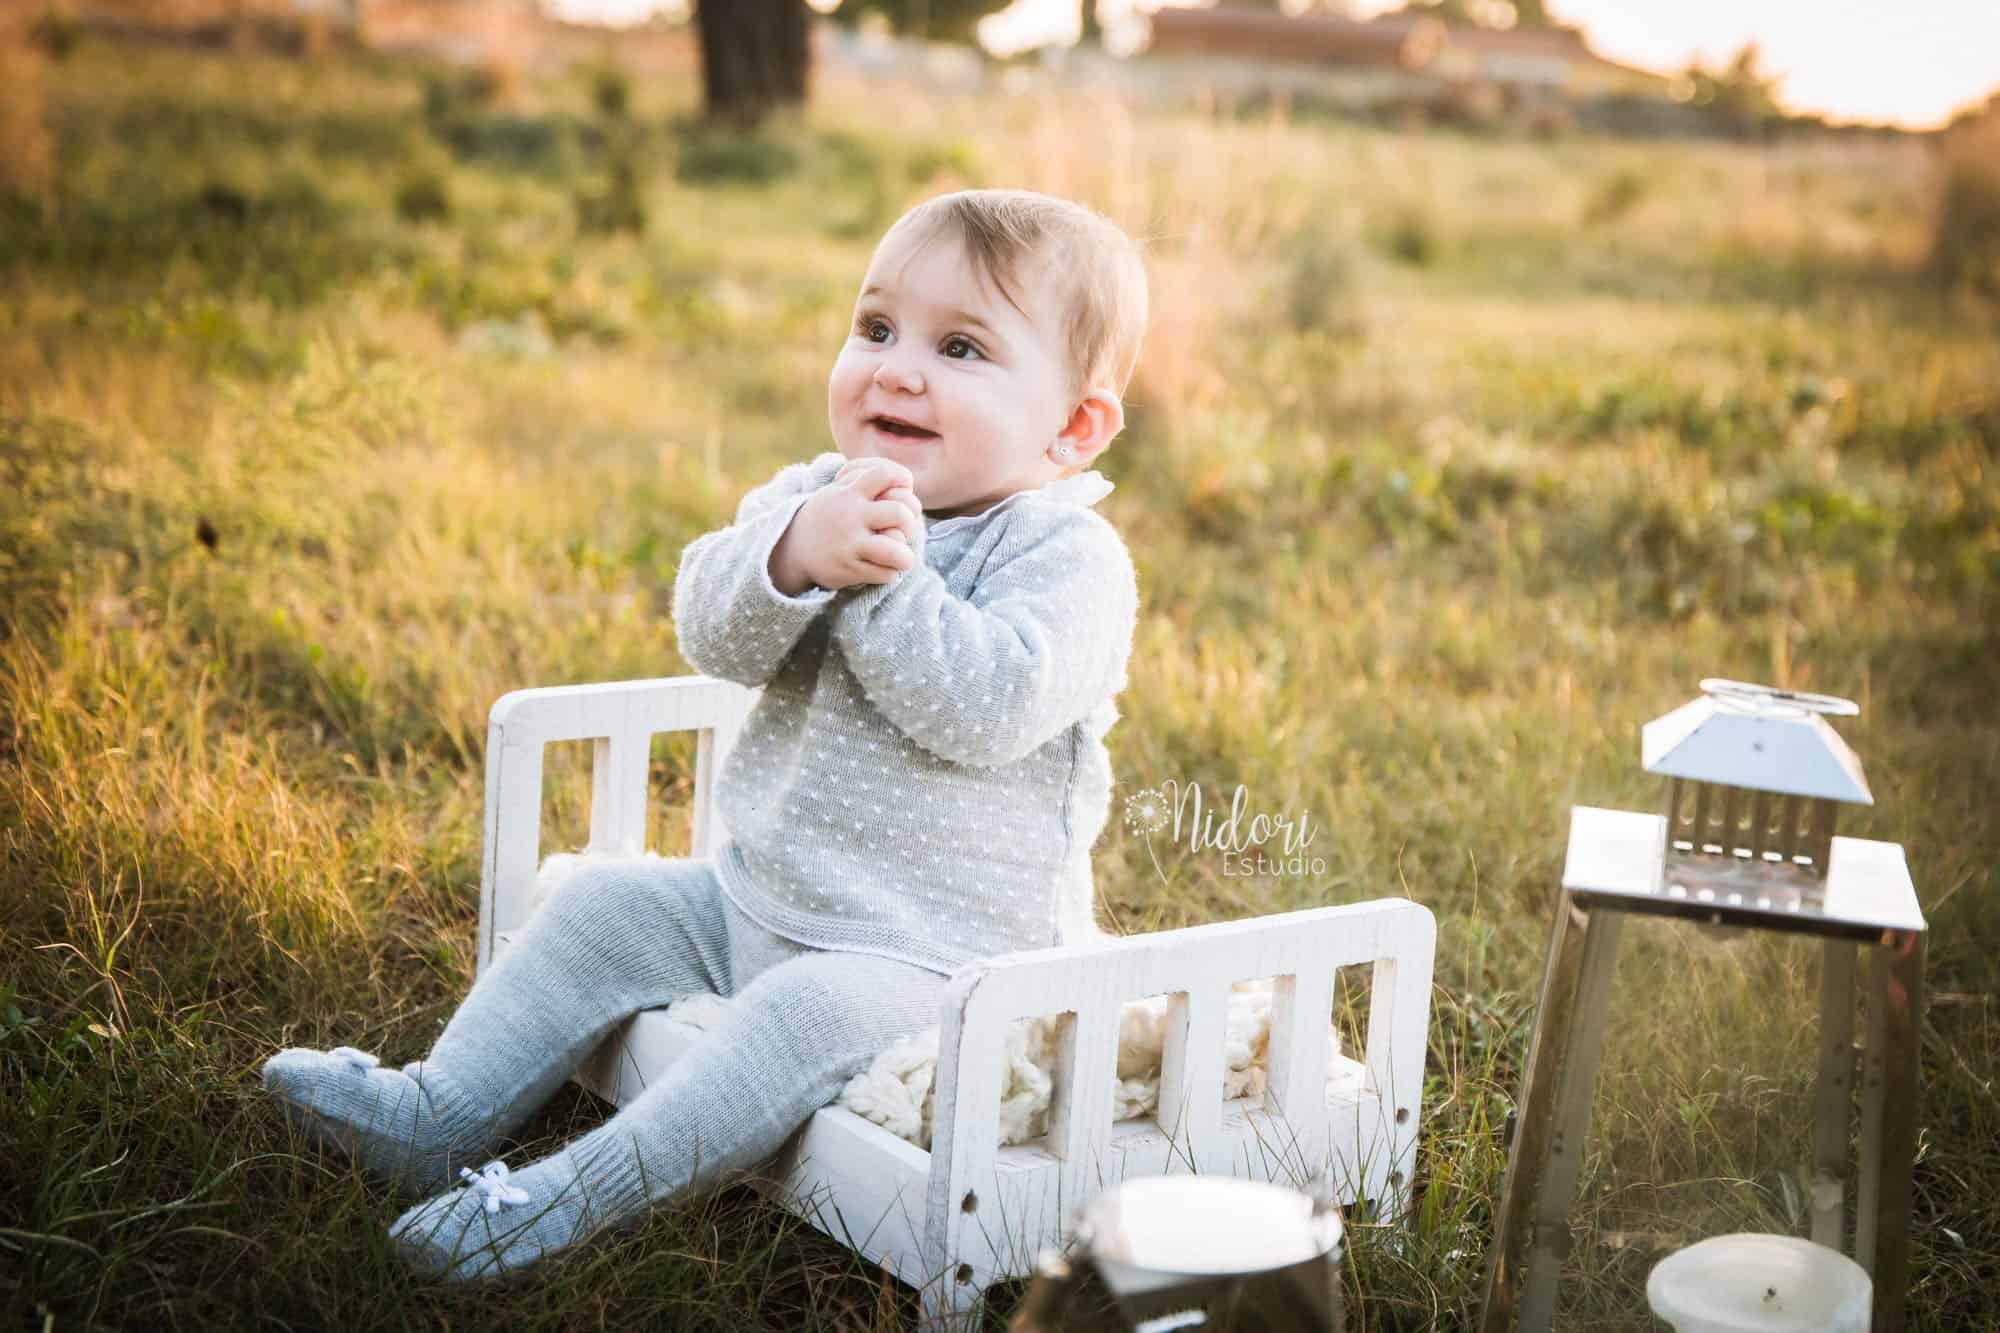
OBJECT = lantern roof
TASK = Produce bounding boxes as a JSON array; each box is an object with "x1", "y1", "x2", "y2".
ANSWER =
[{"x1": 1641, "y1": 679, "x2": 1873, "y2": 805}]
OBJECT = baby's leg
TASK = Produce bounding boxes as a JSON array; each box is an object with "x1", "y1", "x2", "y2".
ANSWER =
[
  {"x1": 389, "y1": 943, "x2": 947, "y2": 1279},
  {"x1": 262, "y1": 855, "x2": 738, "y2": 1197}
]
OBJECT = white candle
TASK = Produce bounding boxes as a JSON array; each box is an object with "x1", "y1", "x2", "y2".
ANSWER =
[{"x1": 1647, "y1": 1233, "x2": 1872, "y2": 1332}]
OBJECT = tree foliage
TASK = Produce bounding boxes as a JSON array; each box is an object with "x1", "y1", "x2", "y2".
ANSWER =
[
  {"x1": 826, "y1": 0, "x2": 1011, "y2": 45},
  {"x1": 1681, "y1": 41, "x2": 1784, "y2": 135}
]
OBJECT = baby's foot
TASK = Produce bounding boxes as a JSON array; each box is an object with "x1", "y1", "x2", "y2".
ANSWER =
[
  {"x1": 261, "y1": 1046, "x2": 492, "y2": 1197},
  {"x1": 390, "y1": 1151, "x2": 605, "y2": 1281}
]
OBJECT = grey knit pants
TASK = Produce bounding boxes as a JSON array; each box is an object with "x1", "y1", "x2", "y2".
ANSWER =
[{"x1": 263, "y1": 855, "x2": 949, "y2": 1278}]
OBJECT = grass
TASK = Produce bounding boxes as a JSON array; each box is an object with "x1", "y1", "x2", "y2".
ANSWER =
[{"x1": 3, "y1": 34, "x2": 1997, "y2": 1331}]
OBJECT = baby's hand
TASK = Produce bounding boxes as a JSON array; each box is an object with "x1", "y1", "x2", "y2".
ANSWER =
[
  {"x1": 836, "y1": 459, "x2": 922, "y2": 534},
  {"x1": 772, "y1": 459, "x2": 924, "y2": 592}
]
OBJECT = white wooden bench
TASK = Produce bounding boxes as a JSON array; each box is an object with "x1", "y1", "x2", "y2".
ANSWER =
[{"x1": 477, "y1": 674, "x2": 1437, "y2": 1330}]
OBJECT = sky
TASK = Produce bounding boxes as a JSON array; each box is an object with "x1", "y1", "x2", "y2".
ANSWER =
[
  {"x1": 543, "y1": 0, "x2": 2000, "y2": 131},
  {"x1": 1530, "y1": 0, "x2": 2000, "y2": 129}
]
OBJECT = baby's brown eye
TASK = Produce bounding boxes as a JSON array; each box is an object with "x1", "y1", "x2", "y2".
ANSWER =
[
  {"x1": 857, "y1": 318, "x2": 889, "y2": 342},
  {"x1": 942, "y1": 336, "x2": 981, "y2": 360}
]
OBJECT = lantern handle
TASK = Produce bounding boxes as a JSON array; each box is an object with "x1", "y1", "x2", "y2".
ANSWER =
[{"x1": 1699, "y1": 677, "x2": 1859, "y2": 717}]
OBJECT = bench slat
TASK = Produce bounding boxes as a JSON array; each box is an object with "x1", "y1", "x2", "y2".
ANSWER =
[
  {"x1": 1157, "y1": 986, "x2": 1228, "y2": 1175},
  {"x1": 1049, "y1": 1001, "x2": 1123, "y2": 1217}
]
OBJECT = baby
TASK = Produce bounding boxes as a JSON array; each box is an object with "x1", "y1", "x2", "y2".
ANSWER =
[{"x1": 260, "y1": 188, "x2": 1150, "y2": 1282}]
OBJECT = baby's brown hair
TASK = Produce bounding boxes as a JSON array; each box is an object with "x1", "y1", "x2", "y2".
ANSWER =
[{"x1": 880, "y1": 188, "x2": 1150, "y2": 404}]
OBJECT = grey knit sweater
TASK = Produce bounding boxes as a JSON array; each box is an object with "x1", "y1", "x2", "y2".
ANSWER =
[{"x1": 669, "y1": 450, "x2": 1139, "y2": 977}]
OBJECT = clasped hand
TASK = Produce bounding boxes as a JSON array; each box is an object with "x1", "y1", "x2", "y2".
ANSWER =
[{"x1": 768, "y1": 458, "x2": 924, "y2": 596}]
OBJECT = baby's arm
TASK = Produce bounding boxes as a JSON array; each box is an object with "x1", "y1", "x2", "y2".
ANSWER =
[
  {"x1": 829, "y1": 509, "x2": 1139, "y2": 768},
  {"x1": 670, "y1": 452, "x2": 848, "y2": 687}
]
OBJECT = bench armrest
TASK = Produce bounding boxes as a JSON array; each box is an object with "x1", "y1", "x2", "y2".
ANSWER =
[{"x1": 477, "y1": 674, "x2": 757, "y2": 972}]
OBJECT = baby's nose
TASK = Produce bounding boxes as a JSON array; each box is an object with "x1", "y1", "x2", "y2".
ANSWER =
[{"x1": 873, "y1": 354, "x2": 923, "y2": 392}]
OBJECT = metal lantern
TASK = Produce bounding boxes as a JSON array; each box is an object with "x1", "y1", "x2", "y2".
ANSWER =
[
  {"x1": 1650, "y1": 678, "x2": 1872, "y2": 901},
  {"x1": 1007, "y1": 1175, "x2": 1347, "y2": 1332},
  {"x1": 1479, "y1": 680, "x2": 1927, "y2": 1332}
]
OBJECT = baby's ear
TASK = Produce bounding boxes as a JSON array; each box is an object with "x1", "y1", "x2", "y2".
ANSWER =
[{"x1": 1058, "y1": 390, "x2": 1124, "y2": 464}]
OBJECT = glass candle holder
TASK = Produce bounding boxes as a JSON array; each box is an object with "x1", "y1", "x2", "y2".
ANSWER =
[
  {"x1": 1007, "y1": 1175, "x2": 1346, "y2": 1332},
  {"x1": 1646, "y1": 1233, "x2": 1872, "y2": 1333}
]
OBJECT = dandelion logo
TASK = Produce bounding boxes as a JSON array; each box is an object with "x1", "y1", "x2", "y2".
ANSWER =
[
  {"x1": 1120, "y1": 778, "x2": 1325, "y2": 887},
  {"x1": 1124, "y1": 786, "x2": 1173, "y2": 884},
  {"x1": 1124, "y1": 787, "x2": 1171, "y2": 835}
]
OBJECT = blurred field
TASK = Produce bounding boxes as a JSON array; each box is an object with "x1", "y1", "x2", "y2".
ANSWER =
[{"x1": 2, "y1": 33, "x2": 1996, "y2": 1331}]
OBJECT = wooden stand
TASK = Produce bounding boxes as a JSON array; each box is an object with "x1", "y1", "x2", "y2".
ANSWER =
[{"x1": 1478, "y1": 807, "x2": 1926, "y2": 1333}]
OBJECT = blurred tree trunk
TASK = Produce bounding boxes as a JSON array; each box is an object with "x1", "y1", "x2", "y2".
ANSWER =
[
  {"x1": 0, "y1": 7, "x2": 52, "y2": 213},
  {"x1": 694, "y1": 0, "x2": 808, "y2": 127}
]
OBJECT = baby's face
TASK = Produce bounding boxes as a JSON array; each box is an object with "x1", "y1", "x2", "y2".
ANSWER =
[{"x1": 827, "y1": 228, "x2": 1077, "y2": 521}]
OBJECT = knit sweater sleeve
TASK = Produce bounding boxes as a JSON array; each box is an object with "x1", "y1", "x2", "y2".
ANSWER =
[
  {"x1": 829, "y1": 505, "x2": 1138, "y2": 768},
  {"x1": 671, "y1": 451, "x2": 846, "y2": 688}
]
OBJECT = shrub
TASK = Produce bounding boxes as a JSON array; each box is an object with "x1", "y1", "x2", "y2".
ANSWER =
[
  {"x1": 812, "y1": 128, "x2": 892, "y2": 239},
  {"x1": 198, "y1": 180, "x2": 253, "y2": 223},
  {"x1": 576, "y1": 155, "x2": 646, "y2": 235},
  {"x1": 1380, "y1": 206, "x2": 1438, "y2": 267},
  {"x1": 1276, "y1": 224, "x2": 1358, "y2": 334},
  {"x1": 591, "y1": 63, "x2": 630, "y2": 120},
  {"x1": 673, "y1": 118, "x2": 799, "y2": 186},
  {"x1": 29, "y1": 5, "x2": 78, "y2": 60},
  {"x1": 1582, "y1": 168, "x2": 1647, "y2": 227},
  {"x1": 395, "y1": 171, "x2": 451, "y2": 223},
  {"x1": 438, "y1": 112, "x2": 574, "y2": 175},
  {"x1": 905, "y1": 139, "x2": 979, "y2": 187},
  {"x1": 421, "y1": 71, "x2": 458, "y2": 127},
  {"x1": 1930, "y1": 100, "x2": 2000, "y2": 294},
  {"x1": 423, "y1": 64, "x2": 515, "y2": 132},
  {"x1": 464, "y1": 57, "x2": 519, "y2": 108}
]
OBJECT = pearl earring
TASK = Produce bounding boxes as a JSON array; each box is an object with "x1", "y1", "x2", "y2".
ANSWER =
[{"x1": 1054, "y1": 442, "x2": 1074, "y2": 458}]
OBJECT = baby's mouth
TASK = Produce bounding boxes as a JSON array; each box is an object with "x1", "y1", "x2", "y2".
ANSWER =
[{"x1": 869, "y1": 415, "x2": 940, "y2": 441}]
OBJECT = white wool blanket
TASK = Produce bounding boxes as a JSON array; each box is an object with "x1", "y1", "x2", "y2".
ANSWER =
[
  {"x1": 532, "y1": 855, "x2": 1339, "y2": 1149},
  {"x1": 656, "y1": 978, "x2": 1337, "y2": 1151}
]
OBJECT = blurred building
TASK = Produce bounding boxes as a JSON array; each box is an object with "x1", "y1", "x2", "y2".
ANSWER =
[{"x1": 1136, "y1": 5, "x2": 1674, "y2": 129}]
